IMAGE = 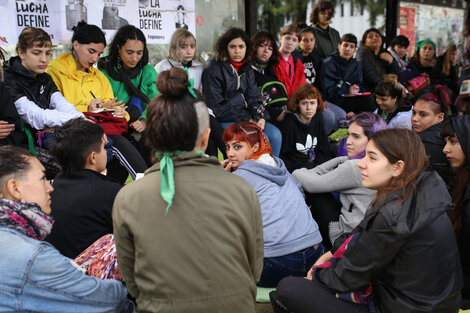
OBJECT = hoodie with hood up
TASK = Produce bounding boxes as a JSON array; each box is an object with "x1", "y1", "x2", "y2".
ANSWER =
[{"x1": 234, "y1": 155, "x2": 322, "y2": 258}]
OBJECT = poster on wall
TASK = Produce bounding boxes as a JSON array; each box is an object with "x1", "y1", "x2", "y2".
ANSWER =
[
  {"x1": 0, "y1": 0, "x2": 195, "y2": 46},
  {"x1": 399, "y1": 7, "x2": 416, "y2": 53}
]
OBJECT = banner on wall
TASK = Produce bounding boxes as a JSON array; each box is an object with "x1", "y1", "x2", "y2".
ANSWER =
[
  {"x1": 399, "y1": 7, "x2": 416, "y2": 53},
  {"x1": 0, "y1": 0, "x2": 195, "y2": 46}
]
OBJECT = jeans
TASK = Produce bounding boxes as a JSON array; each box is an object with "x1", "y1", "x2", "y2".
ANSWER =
[
  {"x1": 323, "y1": 102, "x2": 346, "y2": 135},
  {"x1": 258, "y1": 243, "x2": 325, "y2": 287},
  {"x1": 220, "y1": 121, "x2": 282, "y2": 157}
]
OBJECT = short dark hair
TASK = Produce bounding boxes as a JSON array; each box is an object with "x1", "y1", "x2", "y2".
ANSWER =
[
  {"x1": 339, "y1": 33, "x2": 357, "y2": 47},
  {"x1": 391, "y1": 35, "x2": 410, "y2": 49},
  {"x1": 71, "y1": 21, "x2": 106, "y2": 46},
  {"x1": 215, "y1": 28, "x2": 250, "y2": 62},
  {"x1": 145, "y1": 67, "x2": 200, "y2": 154},
  {"x1": 310, "y1": 0, "x2": 335, "y2": 25},
  {"x1": 250, "y1": 31, "x2": 280, "y2": 66},
  {"x1": 0, "y1": 146, "x2": 34, "y2": 187},
  {"x1": 108, "y1": 25, "x2": 148, "y2": 67},
  {"x1": 54, "y1": 118, "x2": 104, "y2": 176}
]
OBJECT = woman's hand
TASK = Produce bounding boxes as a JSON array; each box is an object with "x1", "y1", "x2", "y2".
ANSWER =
[
  {"x1": 88, "y1": 98, "x2": 105, "y2": 112},
  {"x1": 314, "y1": 251, "x2": 333, "y2": 267},
  {"x1": 379, "y1": 52, "x2": 394, "y2": 64},
  {"x1": 104, "y1": 97, "x2": 124, "y2": 109},
  {"x1": 220, "y1": 159, "x2": 233, "y2": 172},
  {"x1": 112, "y1": 106, "x2": 128, "y2": 119},
  {"x1": 130, "y1": 119, "x2": 146, "y2": 133},
  {"x1": 276, "y1": 110, "x2": 286, "y2": 122},
  {"x1": 256, "y1": 118, "x2": 266, "y2": 130},
  {"x1": 0, "y1": 120, "x2": 15, "y2": 139},
  {"x1": 348, "y1": 84, "x2": 360, "y2": 94},
  {"x1": 346, "y1": 111, "x2": 355, "y2": 119}
]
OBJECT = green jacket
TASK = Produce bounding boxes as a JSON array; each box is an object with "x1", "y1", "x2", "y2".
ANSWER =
[
  {"x1": 101, "y1": 64, "x2": 158, "y2": 120},
  {"x1": 312, "y1": 24, "x2": 341, "y2": 60},
  {"x1": 113, "y1": 152, "x2": 264, "y2": 313}
]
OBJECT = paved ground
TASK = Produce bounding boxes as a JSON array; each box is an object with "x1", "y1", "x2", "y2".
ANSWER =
[{"x1": 256, "y1": 302, "x2": 274, "y2": 313}]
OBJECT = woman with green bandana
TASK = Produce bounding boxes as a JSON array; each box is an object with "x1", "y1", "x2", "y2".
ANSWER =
[
  {"x1": 411, "y1": 39, "x2": 445, "y2": 86},
  {"x1": 112, "y1": 67, "x2": 264, "y2": 313}
]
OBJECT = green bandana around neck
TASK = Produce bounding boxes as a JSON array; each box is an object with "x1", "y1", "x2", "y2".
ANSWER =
[{"x1": 155, "y1": 150, "x2": 208, "y2": 215}]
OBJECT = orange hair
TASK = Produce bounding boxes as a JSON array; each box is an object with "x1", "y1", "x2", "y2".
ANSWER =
[
  {"x1": 288, "y1": 83, "x2": 325, "y2": 113},
  {"x1": 223, "y1": 122, "x2": 272, "y2": 160}
]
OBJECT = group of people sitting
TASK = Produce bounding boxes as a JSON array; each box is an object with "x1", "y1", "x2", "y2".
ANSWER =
[{"x1": 0, "y1": 0, "x2": 469, "y2": 312}]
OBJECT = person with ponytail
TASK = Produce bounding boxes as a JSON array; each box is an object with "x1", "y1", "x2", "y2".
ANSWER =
[
  {"x1": 47, "y1": 21, "x2": 147, "y2": 183},
  {"x1": 274, "y1": 128, "x2": 462, "y2": 313},
  {"x1": 412, "y1": 85, "x2": 452, "y2": 181},
  {"x1": 112, "y1": 67, "x2": 263, "y2": 313},
  {"x1": 202, "y1": 27, "x2": 282, "y2": 157},
  {"x1": 441, "y1": 115, "x2": 470, "y2": 307},
  {"x1": 222, "y1": 121, "x2": 323, "y2": 288},
  {"x1": 374, "y1": 74, "x2": 412, "y2": 129}
]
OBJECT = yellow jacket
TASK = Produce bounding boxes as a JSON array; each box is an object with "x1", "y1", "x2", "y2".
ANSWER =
[{"x1": 47, "y1": 53, "x2": 114, "y2": 113}]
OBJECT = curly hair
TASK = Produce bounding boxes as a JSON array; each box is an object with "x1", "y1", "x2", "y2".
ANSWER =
[
  {"x1": 309, "y1": 0, "x2": 335, "y2": 25},
  {"x1": 215, "y1": 28, "x2": 250, "y2": 62},
  {"x1": 288, "y1": 83, "x2": 325, "y2": 113}
]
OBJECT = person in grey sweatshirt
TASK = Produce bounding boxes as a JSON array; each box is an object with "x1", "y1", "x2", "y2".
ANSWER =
[
  {"x1": 293, "y1": 112, "x2": 386, "y2": 246},
  {"x1": 222, "y1": 121, "x2": 323, "y2": 288}
]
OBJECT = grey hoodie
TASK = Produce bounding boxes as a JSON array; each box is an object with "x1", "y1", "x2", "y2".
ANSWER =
[{"x1": 234, "y1": 156, "x2": 322, "y2": 257}]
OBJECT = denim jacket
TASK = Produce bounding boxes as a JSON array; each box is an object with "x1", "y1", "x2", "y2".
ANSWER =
[{"x1": 0, "y1": 225, "x2": 132, "y2": 313}]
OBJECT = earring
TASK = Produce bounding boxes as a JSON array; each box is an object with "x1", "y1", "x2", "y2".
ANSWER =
[{"x1": 117, "y1": 54, "x2": 122, "y2": 69}]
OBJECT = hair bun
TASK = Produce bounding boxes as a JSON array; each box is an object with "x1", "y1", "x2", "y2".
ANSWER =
[
  {"x1": 72, "y1": 20, "x2": 87, "y2": 33},
  {"x1": 156, "y1": 67, "x2": 189, "y2": 98}
]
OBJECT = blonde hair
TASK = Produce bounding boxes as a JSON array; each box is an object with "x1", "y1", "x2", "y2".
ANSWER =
[{"x1": 167, "y1": 29, "x2": 198, "y2": 63}]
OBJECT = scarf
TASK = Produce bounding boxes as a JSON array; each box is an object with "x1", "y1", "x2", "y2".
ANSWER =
[
  {"x1": 420, "y1": 57, "x2": 437, "y2": 68},
  {"x1": 229, "y1": 60, "x2": 244, "y2": 73},
  {"x1": 99, "y1": 58, "x2": 151, "y2": 104},
  {"x1": 387, "y1": 47, "x2": 409, "y2": 70},
  {"x1": 0, "y1": 198, "x2": 53, "y2": 240},
  {"x1": 252, "y1": 58, "x2": 268, "y2": 71}
]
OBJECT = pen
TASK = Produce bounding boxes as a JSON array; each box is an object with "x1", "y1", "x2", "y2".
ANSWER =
[{"x1": 90, "y1": 91, "x2": 97, "y2": 99}]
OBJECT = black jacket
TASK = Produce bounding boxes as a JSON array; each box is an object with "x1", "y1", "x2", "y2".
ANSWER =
[
  {"x1": 292, "y1": 47, "x2": 322, "y2": 87},
  {"x1": 45, "y1": 169, "x2": 122, "y2": 258},
  {"x1": 317, "y1": 171, "x2": 462, "y2": 313},
  {"x1": 451, "y1": 115, "x2": 470, "y2": 300},
  {"x1": 0, "y1": 81, "x2": 24, "y2": 146},
  {"x1": 279, "y1": 112, "x2": 331, "y2": 172},
  {"x1": 321, "y1": 53, "x2": 363, "y2": 105},
  {"x1": 3, "y1": 56, "x2": 57, "y2": 109},
  {"x1": 356, "y1": 47, "x2": 400, "y2": 92},
  {"x1": 418, "y1": 122, "x2": 450, "y2": 182},
  {"x1": 202, "y1": 60, "x2": 263, "y2": 122}
]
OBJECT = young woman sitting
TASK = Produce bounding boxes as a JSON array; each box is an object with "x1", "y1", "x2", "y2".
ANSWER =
[
  {"x1": 292, "y1": 112, "x2": 386, "y2": 247},
  {"x1": 375, "y1": 74, "x2": 412, "y2": 129},
  {"x1": 413, "y1": 86, "x2": 451, "y2": 181},
  {"x1": 0, "y1": 145, "x2": 132, "y2": 312},
  {"x1": 202, "y1": 27, "x2": 282, "y2": 156},
  {"x1": 441, "y1": 115, "x2": 470, "y2": 307},
  {"x1": 3, "y1": 27, "x2": 83, "y2": 149},
  {"x1": 47, "y1": 21, "x2": 147, "y2": 182},
  {"x1": 274, "y1": 128, "x2": 462, "y2": 313},
  {"x1": 411, "y1": 39, "x2": 444, "y2": 86},
  {"x1": 222, "y1": 121, "x2": 323, "y2": 288},
  {"x1": 279, "y1": 83, "x2": 331, "y2": 173}
]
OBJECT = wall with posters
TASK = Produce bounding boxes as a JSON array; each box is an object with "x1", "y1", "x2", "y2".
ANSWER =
[
  {"x1": 399, "y1": 1, "x2": 464, "y2": 55},
  {"x1": 0, "y1": 0, "x2": 245, "y2": 65}
]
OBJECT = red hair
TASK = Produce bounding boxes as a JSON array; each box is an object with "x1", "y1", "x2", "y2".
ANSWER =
[{"x1": 223, "y1": 122, "x2": 272, "y2": 159}]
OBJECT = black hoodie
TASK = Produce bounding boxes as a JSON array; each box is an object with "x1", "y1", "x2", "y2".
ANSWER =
[{"x1": 451, "y1": 115, "x2": 470, "y2": 300}]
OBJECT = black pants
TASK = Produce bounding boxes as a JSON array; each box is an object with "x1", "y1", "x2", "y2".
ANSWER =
[
  {"x1": 205, "y1": 115, "x2": 227, "y2": 159},
  {"x1": 275, "y1": 277, "x2": 370, "y2": 313},
  {"x1": 108, "y1": 134, "x2": 147, "y2": 183},
  {"x1": 305, "y1": 192, "x2": 342, "y2": 251}
]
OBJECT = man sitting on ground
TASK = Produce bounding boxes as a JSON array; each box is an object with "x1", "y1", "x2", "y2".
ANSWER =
[{"x1": 45, "y1": 118, "x2": 122, "y2": 258}]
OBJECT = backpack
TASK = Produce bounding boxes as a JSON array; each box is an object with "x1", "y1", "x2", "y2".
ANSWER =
[{"x1": 259, "y1": 80, "x2": 288, "y2": 108}]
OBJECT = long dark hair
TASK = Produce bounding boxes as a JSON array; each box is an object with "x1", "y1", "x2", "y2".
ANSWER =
[
  {"x1": 215, "y1": 28, "x2": 250, "y2": 62},
  {"x1": 440, "y1": 118, "x2": 469, "y2": 237},
  {"x1": 250, "y1": 31, "x2": 279, "y2": 67},
  {"x1": 107, "y1": 25, "x2": 148, "y2": 68}
]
